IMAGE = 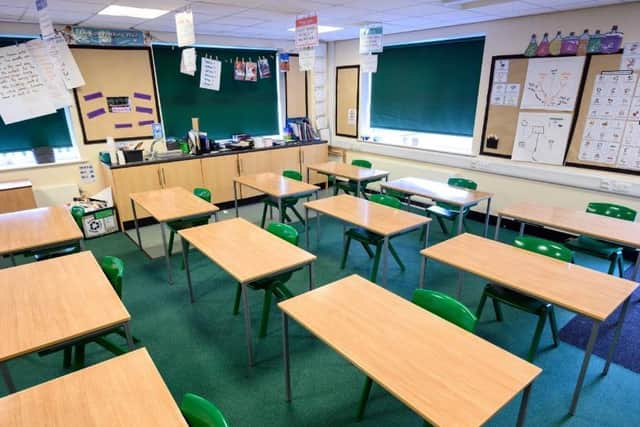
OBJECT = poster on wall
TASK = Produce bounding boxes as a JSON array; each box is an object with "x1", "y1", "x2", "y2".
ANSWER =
[
  {"x1": 359, "y1": 24, "x2": 383, "y2": 54},
  {"x1": 200, "y1": 57, "x2": 221, "y2": 91},
  {"x1": 520, "y1": 56, "x2": 585, "y2": 111},
  {"x1": 295, "y1": 14, "x2": 319, "y2": 49},
  {"x1": 64, "y1": 27, "x2": 146, "y2": 46},
  {"x1": 511, "y1": 111, "x2": 573, "y2": 165}
]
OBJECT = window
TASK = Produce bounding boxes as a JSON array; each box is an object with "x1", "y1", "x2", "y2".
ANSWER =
[{"x1": 366, "y1": 36, "x2": 485, "y2": 154}]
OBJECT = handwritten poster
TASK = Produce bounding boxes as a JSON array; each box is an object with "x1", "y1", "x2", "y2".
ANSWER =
[
  {"x1": 175, "y1": 10, "x2": 195, "y2": 47},
  {"x1": 52, "y1": 34, "x2": 85, "y2": 89},
  {"x1": 0, "y1": 44, "x2": 56, "y2": 124},
  {"x1": 512, "y1": 112, "x2": 572, "y2": 165},
  {"x1": 26, "y1": 39, "x2": 72, "y2": 108},
  {"x1": 359, "y1": 24, "x2": 383, "y2": 54},
  {"x1": 295, "y1": 14, "x2": 319, "y2": 49},
  {"x1": 200, "y1": 57, "x2": 221, "y2": 91},
  {"x1": 521, "y1": 56, "x2": 585, "y2": 111}
]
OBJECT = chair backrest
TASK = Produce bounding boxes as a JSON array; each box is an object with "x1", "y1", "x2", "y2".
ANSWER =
[
  {"x1": 447, "y1": 177, "x2": 477, "y2": 191},
  {"x1": 586, "y1": 202, "x2": 636, "y2": 222},
  {"x1": 351, "y1": 159, "x2": 372, "y2": 169},
  {"x1": 283, "y1": 170, "x2": 302, "y2": 181},
  {"x1": 193, "y1": 187, "x2": 212, "y2": 203},
  {"x1": 180, "y1": 393, "x2": 230, "y2": 427},
  {"x1": 70, "y1": 206, "x2": 85, "y2": 229},
  {"x1": 99, "y1": 256, "x2": 124, "y2": 298},
  {"x1": 369, "y1": 194, "x2": 402, "y2": 210},
  {"x1": 411, "y1": 289, "x2": 477, "y2": 333},
  {"x1": 513, "y1": 236, "x2": 573, "y2": 262},
  {"x1": 267, "y1": 222, "x2": 299, "y2": 246}
]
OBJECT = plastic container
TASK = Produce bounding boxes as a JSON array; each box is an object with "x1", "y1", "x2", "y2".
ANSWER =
[
  {"x1": 549, "y1": 31, "x2": 563, "y2": 56},
  {"x1": 577, "y1": 29, "x2": 590, "y2": 56},
  {"x1": 600, "y1": 25, "x2": 623, "y2": 54},
  {"x1": 122, "y1": 149, "x2": 143, "y2": 163},
  {"x1": 536, "y1": 33, "x2": 550, "y2": 57},
  {"x1": 524, "y1": 34, "x2": 538, "y2": 57},
  {"x1": 561, "y1": 32, "x2": 579, "y2": 55}
]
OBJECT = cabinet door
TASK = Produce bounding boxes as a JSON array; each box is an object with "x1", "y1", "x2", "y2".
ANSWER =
[
  {"x1": 270, "y1": 147, "x2": 302, "y2": 176},
  {"x1": 161, "y1": 159, "x2": 204, "y2": 191},
  {"x1": 238, "y1": 150, "x2": 272, "y2": 198},
  {"x1": 112, "y1": 163, "x2": 163, "y2": 227},
  {"x1": 301, "y1": 144, "x2": 328, "y2": 185},
  {"x1": 201, "y1": 155, "x2": 239, "y2": 204}
]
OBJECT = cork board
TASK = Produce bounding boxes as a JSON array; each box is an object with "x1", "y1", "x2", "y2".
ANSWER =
[
  {"x1": 335, "y1": 65, "x2": 359, "y2": 138},
  {"x1": 71, "y1": 46, "x2": 160, "y2": 144},
  {"x1": 285, "y1": 54, "x2": 308, "y2": 119},
  {"x1": 565, "y1": 53, "x2": 640, "y2": 175}
]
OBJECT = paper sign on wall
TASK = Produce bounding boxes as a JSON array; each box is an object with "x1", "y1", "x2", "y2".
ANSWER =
[
  {"x1": 200, "y1": 57, "x2": 221, "y2": 90},
  {"x1": 279, "y1": 53, "x2": 290, "y2": 72},
  {"x1": 26, "y1": 39, "x2": 72, "y2": 108},
  {"x1": 299, "y1": 47, "x2": 315, "y2": 71},
  {"x1": 295, "y1": 14, "x2": 319, "y2": 49},
  {"x1": 347, "y1": 108, "x2": 357, "y2": 125},
  {"x1": 175, "y1": 10, "x2": 195, "y2": 47},
  {"x1": 520, "y1": 56, "x2": 585, "y2": 111},
  {"x1": 360, "y1": 54, "x2": 378, "y2": 73},
  {"x1": 511, "y1": 112, "x2": 572, "y2": 165},
  {"x1": 359, "y1": 24, "x2": 383, "y2": 54},
  {"x1": 180, "y1": 48, "x2": 196, "y2": 76},
  {"x1": 621, "y1": 42, "x2": 640, "y2": 71},
  {"x1": 79, "y1": 163, "x2": 96, "y2": 183},
  {"x1": 494, "y1": 59, "x2": 509, "y2": 83}
]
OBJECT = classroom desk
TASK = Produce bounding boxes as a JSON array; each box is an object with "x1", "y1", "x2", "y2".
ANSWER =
[
  {"x1": 179, "y1": 218, "x2": 316, "y2": 367},
  {"x1": 381, "y1": 177, "x2": 494, "y2": 237},
  {"x1": 495, "y1": 201, "x2": 640, "y2": 281},
  {"x1": 420, "y1": 233, "x2": 638, "y2": 415},
  {"x1": 0, "y1": 206, "x2": 83, "y2": 267},
  {"x1": 278, "y1": 275, "x2": 541, "y2": 426},
  {"x1": 0, "y1": 348, "x2": 186, "y2": 426},
  {"x1": 130, "y1": 187, "x2": 220, "y2": 285},
  {"x1": 0, "y1": 252, "x2": 133, "y2": 393},
  {"x1": 233, "y1": 172, "x2": 320, "y2": 224},
  {"x1": 305, "y1": 161, "x2": 389, "y2": 197},
  {"x1": 304, "y1": 195, "x2": 430, "y2": 287}
]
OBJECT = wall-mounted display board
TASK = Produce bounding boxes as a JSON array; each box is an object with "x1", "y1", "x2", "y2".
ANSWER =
[
  {"x1": 480, "y1": 54, "x2": 586, "y2": 165},
  {"x1": 71, "y1": 46, "x2": 160, "y2": 144},
  {"x1": 285, "y1": 54, "x2": 309, "y2": 119},
  {"x1": 565, "y1": 53, "x2": 640, "y2": 174},
  {"x1": 335, "y1": 65, "x2": 359, "y2": 138}
]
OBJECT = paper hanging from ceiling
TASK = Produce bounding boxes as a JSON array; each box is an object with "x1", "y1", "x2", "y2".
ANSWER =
[
  {"x1": 295, "y1": 14, "x2": 319, "y2": 49},
  {"x1": 360, "y1": 54, "x2": 378, "y2": 73},
  {"x1": 359, "y1": 23, "x2": 383, "y2": 54},
  {"x1": 200, "y1": 57, "x2": 221, "y2": 91},
  {"x1": 299, "y1": 48, "x2": 315, "y2": 72},
  {"x1": 26, "y1": 39, "x2": 72, "y2": 109},
  {"x1": 35, "y1": 0, "x2": 55, "y2": 40},
  {"x1": 52, "y1": 34, "x2": 85, "y2": 89},
  {"x1": 511, "y1": 111, "x2": 572, "y2": 165},
  {"x1": 0, "y1": 43, "x2": 56, "y2": 124},
  {"x1": 175, "y1": 10, "x2": 196, "y2": 47},
  {"x1": 180, "y1": 48, "x2": 196, "y2": 76},
  {"x1": 520, "y1": 56, "x2": 585, "y2": 111}
]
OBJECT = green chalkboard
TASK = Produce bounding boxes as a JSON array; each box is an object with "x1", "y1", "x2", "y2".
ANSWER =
[
  {"x1": 152, "y1": 45, "x2": 279, "y2": 140},
  {"x1": 0, "y1": 37, "x2": 72, "y2": 154}
]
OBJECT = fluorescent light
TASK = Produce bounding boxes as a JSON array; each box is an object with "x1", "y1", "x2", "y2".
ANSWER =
[
  {"x1": 287, "y1": 25, "x2": 343, "y2": 34},
  {"x1": 98, "y1": 5, "x2": 168, "y2": 19}
]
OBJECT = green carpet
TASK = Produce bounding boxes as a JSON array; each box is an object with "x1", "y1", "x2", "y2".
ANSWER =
[{"x1": 1, "y1": 210, "x2": 638, "y2": 427}]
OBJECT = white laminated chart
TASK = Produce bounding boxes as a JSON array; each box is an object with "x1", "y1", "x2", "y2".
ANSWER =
[
  {"x1": 579, "y1": 70, "x2": 640, "y2": 170},
  {"x1": 512, "y1": 112, "x2": 572, "y2": 165}
]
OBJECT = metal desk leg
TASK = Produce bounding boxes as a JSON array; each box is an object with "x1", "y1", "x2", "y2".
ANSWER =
[
  {"x1": 278, "y1": 198, "x2": 284, "y2": 225},
  {"x1": 283, "y1": 312, "x2": 291, "y2": 402},
  {"x1": 494, "y1": 215, "x2": 502, "y2": 240},
  {"x1": 484, "y1": 198, "x2": 492, "y2": 238},
  {"x1": 306, "y1": 167, "x2": 310, "y2": 184},
  {"x1": 213, "y1": 212, "x2": 218, "y2": 222},
  {"x1": 516, "y1": 384, "x2": 533, "y2": 427},
  {"x1": 519, "y1": 222, "x2": 526, "y2": 237},
  {"x1": 159, "y1": 222, "x2": 173, "y2": 285},
  {"x1": 603, "y1": 297, "x2": 631, "y2": 375},
  {"x1": 456, "y1": 271, "x2": 464, "y2": 300},
  {"x1": 569, "y1": 321, "x2": 600, "y2": 415},
  {"x1": 419, "y1": 257, "x2": 426, "y2": 289},
  {"x1": 316, "y1": 212, "x2": 320, "y2": 248},
  {"x1": 355, "y1": 180, "x2": 360, "y2": 198},
  {"x1": 382, "y1": 236, "x2": 389, "y2": 287},
  {"x1": 633, "y1": 251, "x2": 640, "y2": 282},
  {"x1": 423, "y1": 222, "x2": 430, "y2": 247},
  {"x1": 79, "y1": 239, "x2": 86, "y2": 251},
  {"x1": 308, "y1": 263, "x2": 314, "y2": 290},
  {"x1": 123, "y1": 322, "x2": 135, "y2": 350},
  {"x1": 457, "y1": 207, "x2": 464, "y2": 235},
  {"x1": 241, "y1": 283, "x2": 254, "y2": 367},
  {"x1": 304, "y1": 207, "x2": 309, "y2": 249},
  {"x1": 1, "y1": 362, "x2": 16, "y2": 394},
  {"x1": 182, "y1": 237, "x2": 195, "y2": 303},
  {"x1": 131, "y1": 199, "x2": 142, "y2": 249},
  {"x1": 10, "y1": 253, "x2": 16, "y2": 266},
  {"x1": 233, "y1": 181, "x2": 239, "y2": 218}
]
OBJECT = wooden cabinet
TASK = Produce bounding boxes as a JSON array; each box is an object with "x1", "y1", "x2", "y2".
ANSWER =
[
  {"x1": 271, "y1": 147, "x2": 302, "y2": 176},
  {"x1": 161, "y1": 159, "x2": 204, "y2": 189},
  {"x1": 301, "y1": 144, "x2": 328, "y2": 185},
  {"x1": 110, "y1": 163, "x2": 163, "y2": 226},
  {"x1": 238, "y1": 150, "x2": 272, "y2": 198},
  {"x1": 201, "y1": 155, "x2": 239, "y2": 204},
  {"x1": 0, "y1": 180, "x2": 36, "y2": 214}
]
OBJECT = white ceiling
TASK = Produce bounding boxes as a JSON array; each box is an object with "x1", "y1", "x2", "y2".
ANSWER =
[{"x1": 0, "y1": 0, "x2": 635, "y2": 42}]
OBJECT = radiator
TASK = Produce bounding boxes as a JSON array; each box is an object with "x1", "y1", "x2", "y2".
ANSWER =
[{"x1": 33, "y1": 183, "x2": 80, "y2": 207}]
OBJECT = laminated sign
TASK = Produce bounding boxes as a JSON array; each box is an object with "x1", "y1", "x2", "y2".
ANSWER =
[
  {"x1": 295, "y1": 14, "x2": 319, "y2": 49},
  {"x1": 359, "y1": 24, "x2": 383, "y2": 54}
]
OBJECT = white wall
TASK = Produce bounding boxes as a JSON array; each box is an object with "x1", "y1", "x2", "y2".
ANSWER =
[{"x1": 328, "y1": 2, "x2": 640, "y2": 213}]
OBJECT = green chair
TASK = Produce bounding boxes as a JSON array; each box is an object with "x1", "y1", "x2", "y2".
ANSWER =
[
  {"x1": 357, "y1": 289, "x2": 477, "y2": 421},
  {"x1": 62, "y1": 256, "x2": 140, "y2": 368},
  {"x1": 32, "y1": 206, "x2": 84, "y2": 261},
  {"x1": 476, "y1": 236, "x2": 573, "y2": 362},
  {"x1": 334, "y1": 159, "x2": 379, "y2": 199},
  {"x1": 180, "y1": 393, "x2": 230, "y2": 427},
  {"x1": 565, "y1": 202, "x2": 636, "y2": 277},
  {"x1": 232, "y1": 222, "x2": 297, "y2": 338},
  {"x1": 425, "y1": 177, "x2": 478, "y2": 236},
  {"x1": 340, "y1": 194, "x2": 405, "y2": 282},
  {"x1": 260, "y1": 170, "x2": 306, "y2": 228},
  {"x1": 167, "y1": 188, "x2": 212, "y2": 263}
]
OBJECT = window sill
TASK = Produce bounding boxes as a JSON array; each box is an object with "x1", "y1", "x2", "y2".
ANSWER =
[{"x1": 0, "y1": 158, "x2": 85, "y2": 173}]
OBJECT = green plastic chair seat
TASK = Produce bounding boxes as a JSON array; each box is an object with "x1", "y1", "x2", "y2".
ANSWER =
[
  {"x1": 180, "y1": 393, "x2": 230, "y2": 427},
  {"x1": 426, "y1": 177, "x2": 478, "y2": 236},
  {"x1": 484, "y1": 284, "x2": 548, "y2": 313},
  {"x1": 565, "y1": 235, "x2": 622, "y2": 258}
]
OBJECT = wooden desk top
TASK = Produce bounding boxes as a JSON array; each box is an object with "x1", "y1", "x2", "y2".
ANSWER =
[
  {"x1": 234, "y1": 172, "x2": 319, "y2": 198},
  {"x1": 382, "y1": 177, "x2": 493, "y2": 207},
  {"x1": 499, "y1": 201, "x2": 640, "y2": 249},
  {"x1": 0, "y1": 180, "x2": 32, "y2": 192},
  {"x1": 422, "y1": 234, "x2": 637, "y2": 321},
  {"x1": 130, "y1": 187, "x2": 219, "y2": 223},
  {"x1": 306, "y1": 161, "x2": 389, "y2": 181},
  {"x1": 0, "y1": 349, "x2": 187, "y2": 426},
  {"x1": 179, "y1": 218, "x2": 316, "y2": 284},
  {"x1": 304, "y1": 195, "x2": 429, "y2": 236},
  {"x1": 0, "y1": 206, "x2": 83, "y2": 255},
  {"x1": 279, "y1": 275, "x2": 540, "y2": 426},
  {"x1": 0, "y1": 252, "x2": 131, "y2": 362}
]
